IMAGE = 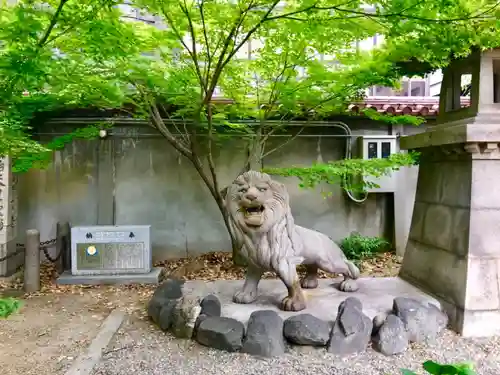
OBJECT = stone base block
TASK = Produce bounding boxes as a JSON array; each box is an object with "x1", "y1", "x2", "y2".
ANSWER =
[
  {"x1": 56, "y1": 267, "x2": 163, "y2": 285},
  {"x1": 399, "y1": 139, "x2": 500, "y2": 338},
  {"x1": 459, "y1": 309, "x2": 500, "y2": 337}
]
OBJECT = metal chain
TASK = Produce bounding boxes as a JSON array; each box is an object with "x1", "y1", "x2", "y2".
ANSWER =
[
  {"x1": 40, "y1": 239, "x2": 59, "y2": 262},
  {"x1": 0, "y1": 238, "x2": 59, "y2": 263},
  {"x1": 0, "y1": 246, "x2": 25, "y2": 262}
]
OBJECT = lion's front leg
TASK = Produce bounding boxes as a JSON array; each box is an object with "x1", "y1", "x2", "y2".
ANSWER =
[
  {"x1": 277, "y1": 258, "x2": 306, "y2": 312},
  {"x1": 233, "y1": 265, "x2": 263, "y2": 304}
]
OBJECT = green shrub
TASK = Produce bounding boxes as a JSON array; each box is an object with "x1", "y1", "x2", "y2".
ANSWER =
[
  {"x1": 401, "y1": 361, "x2": 476, "y2": 375},
  {"x1": 0, "y1": 297, "x2": 22, "y2": 318},
  {"x1": 339, "y1": 232, "x2": 390, "y2": 263}
]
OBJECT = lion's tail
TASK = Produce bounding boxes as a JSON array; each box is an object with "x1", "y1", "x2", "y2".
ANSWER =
[{"x1": 345, "y1": 259, "x2": 360, "y2": 280}]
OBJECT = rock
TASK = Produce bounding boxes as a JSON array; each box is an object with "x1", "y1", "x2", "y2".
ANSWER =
[
  {"x1": 153, "y1": 278, "x2": 184, "y2": 299},
  {"x1": 196, "y1": 316, "x2": 245, "y2": 352},
  {"x1": 327, "y1": 297, "x2": 372, "y2": 356},
  {"x1": 200, "y1": 295, "x2": 222, "y2": 317},
  {"x1": 171, "y1": 296, "x2": 202, "y2": 339},
  {"x1": 393, "y1": 297, "x2": 448, "y2": 344},
  {"x1": 147, "y1": 279, "x2": 184, "y2": 324},
  {"x1": 157, "y1": 300, "x2": 177, "y2": 331},
  {"x1": 372, "y1": 312, "x2": 389, "y2": 336},
  {"x1": 283, "y1": 314, "x2": 330, "y2": 346},
  {"x1": 195, "y1": 313, "x2": 208, "y2": 332},
  {"x1": 373, "y1": 314, "x2": 409, "y2": 355},
  {"x1": 147, "y1": 296, "x2": 167, "y2": 324},
  {"x1": 428, "y1": 303, "x2": 448, "y2": 332},
  {"x1": 242, "y1": 310, "x2": 286, "y2": 357},
  {"x1": 340, "y1": 296, "x2": 362, "y2": 311}
]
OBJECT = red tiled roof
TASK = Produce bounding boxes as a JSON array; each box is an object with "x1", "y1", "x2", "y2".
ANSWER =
[{"x1": 348, "y1": 96, "x2": 471, "y2": 117}]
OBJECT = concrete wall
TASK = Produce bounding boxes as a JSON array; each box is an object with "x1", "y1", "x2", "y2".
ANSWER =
[
  {"x1": 393, "y1": 124, "x2": 425, "y2": 257},
  {"x1": 16, "y1": 120, "x2": 425, "y2": 261}
]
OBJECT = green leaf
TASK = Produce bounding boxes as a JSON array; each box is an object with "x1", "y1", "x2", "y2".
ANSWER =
[
  {"x1": 401, "y1": 370, "x2": 418, "y2": 375},
  {"x1": 0, "y1": 297, "x2": 22, "y2": 318}
]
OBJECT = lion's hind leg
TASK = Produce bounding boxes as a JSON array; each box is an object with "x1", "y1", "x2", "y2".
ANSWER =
[
  {"x1": 300, "y1": 264, "x2": 319, "y2": 289},
  {"x1": 317, "y1": 258, "x2": 360, "y2": 293},
  {"x1": 339, "y1": 259, "x2": 360, "y2": 292}
]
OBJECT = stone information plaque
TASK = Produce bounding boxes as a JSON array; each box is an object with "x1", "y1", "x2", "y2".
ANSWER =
[{"x1": 71, "y1": 225, "x2": 152, "y2": 276}]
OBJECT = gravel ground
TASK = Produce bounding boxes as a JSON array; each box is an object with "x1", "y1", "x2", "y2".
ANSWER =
[
  {"x1": 0, "y1": 293, "x2": 110, "y2": 375},
  {"x1": 93, "y1": 315, "x2": 500, "y2": 375}
]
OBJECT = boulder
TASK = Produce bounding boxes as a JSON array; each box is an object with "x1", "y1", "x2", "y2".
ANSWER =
[
  {"x1": 428, "y1": 303, "x2": 449, "y2": 332},
  {"x1": 194, "y1": 295, "x2": 222, "y2": 335},
  {"x1": 171, "y1": 296, "x2": 202, "y2": 339},
  {"x1": 283, "y1": 314, "x2": 330, "y2": 346},
  {"x1": 196, "y1": 316, "x2": 245, "y2": 352},
  {"x1": 340, "y1": 296, "x2": 362, "y2": 311},
  {"x1": 372, "y1": 312, "x2": 389, "y2": 336},
  {"x1": 147, "y1": 278, "x2": 184, "y2": 324},
  {"x1": 200, "y1": 294, "x2": 222, "y2": 317},
  {"x1": 393, "y1": 297, "x2": 448, "y2": 344},
  {"x1": 327, "y1": 297, "x2": 372, "y2": 356},
  {"x1": 242, "y1": 310, "x2": 286, "y2": 357},
  {"x1": 157, "y1": 300, "x2": 177, "y2": 331},
  {"x1": 373, "y1": 314, "x2": 409, "y2": 355}
]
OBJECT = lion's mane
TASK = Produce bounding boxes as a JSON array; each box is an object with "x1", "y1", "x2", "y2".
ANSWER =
[{"x1": 224, "y1": 171, "x2": 302, "y2": 270}]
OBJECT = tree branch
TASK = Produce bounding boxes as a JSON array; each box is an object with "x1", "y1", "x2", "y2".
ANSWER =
[
  {"x1": 160, "y1": 4, "x2": 206, "y2": 92},
  {"x1": 135, "y1": 84, "x2": 193, "y2": 157},
  {"x1": 179, "y1": 0, "x2": 207, "y2": 93},
  {"x1": 150, "y1": 104, "x2": 193, "y2": 158},
  {"x1": 37, "y1": 0, "x2": 69, "y2": 47},
  {"x1": 199, "y1": 0, "x2": 212, "y2": 86},
  {"x1": 45, "y1": 1, "x2": 110, "y2": 45},
  {"x1": 205, "y1": 104, "x2": 220, "y2": 203},
  {"x1": 203, "y1": 0, "x2": 267, "y2": 103},
  {"x1": 158, "y1": 102, "x2": 190, "y2": 146},
  {"x1": 261, "y1": 126, "x2": 304, "y2": 159},
  {"x1": 267, "y1": 1, "x2": 499, "y2": 23}
]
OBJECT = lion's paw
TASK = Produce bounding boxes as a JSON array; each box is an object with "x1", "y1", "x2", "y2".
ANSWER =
[
  {"x1": 339, "y1": 279, "x2": 359, "y2": 293},
  {"x1": 280, "y1": 295, "x2": 306, "y2": 312},
  {"x1": 233, "y1": 290, "x2": 258, "y2": 304},
  {"x1": 301, "y1": 276, "x2": 319, "y2": 289}
]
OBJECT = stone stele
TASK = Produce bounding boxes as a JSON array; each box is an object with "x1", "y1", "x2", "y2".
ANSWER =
[{"x1": 222, "y1": 170, "x2": 360, "y2": 312}]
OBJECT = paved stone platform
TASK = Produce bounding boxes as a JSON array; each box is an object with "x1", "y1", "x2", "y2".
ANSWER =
[
  {"x1": 182, "y1": 277, "x2": 440, "y2": 326},
  {"x1": 56, "y1": 267, "x2": 163, "y2": 285}
]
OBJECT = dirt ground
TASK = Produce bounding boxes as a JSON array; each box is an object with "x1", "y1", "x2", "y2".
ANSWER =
[
  {"x1": 0, "y1": 252, "x2": 401, "y2": 375},
  {"x1": 0, "y1": 263, "x2": 155, "y2": 375}
]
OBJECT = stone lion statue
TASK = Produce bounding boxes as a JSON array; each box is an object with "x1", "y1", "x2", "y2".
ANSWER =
[{"x1": 222, "y1": 170, "x2": 360, "y2": 312}]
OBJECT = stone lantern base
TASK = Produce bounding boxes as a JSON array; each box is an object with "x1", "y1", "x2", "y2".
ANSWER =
[{"x1": 400, "y1": 121, "x2": 500, "y2": 337}]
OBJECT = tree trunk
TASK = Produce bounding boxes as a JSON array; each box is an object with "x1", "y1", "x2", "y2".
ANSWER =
[{"x1": 213, "y1": 190, "x2": 247, "y2": 266}]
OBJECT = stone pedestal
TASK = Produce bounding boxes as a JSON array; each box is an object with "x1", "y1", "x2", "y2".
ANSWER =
[
  {"x1": 400, "y1": 123, "x2": 500, "y2": 337},
  {"x1": 0, "y1": 157, "x2": 20, "y2": 276},
  {"x1": 399, "y1": 47, "x2": 500, "y2": 337}
]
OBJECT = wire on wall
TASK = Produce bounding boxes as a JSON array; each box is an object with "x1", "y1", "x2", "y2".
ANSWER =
[{"x1": 328, "y1": 121, "x2": 369, "y2": 204}]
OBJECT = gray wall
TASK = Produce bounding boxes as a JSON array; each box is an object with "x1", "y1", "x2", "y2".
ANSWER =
[{"x1": 16, "y1": 120, "x2": 426, "y2": 261}]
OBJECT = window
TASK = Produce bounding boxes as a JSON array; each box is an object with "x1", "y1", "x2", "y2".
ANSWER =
[
  {"x1": 460, "y1": 74, "x2": 472, "y2": 98},
  {"x1": 494, "y1": 59, "x2": 500, "y2": 103},
  {"x1": 369, "y1": 78, "x2": 428, "y2": 97},
  {"x1": 410, "y1": 80, "x2": 426, "y2": 96}
]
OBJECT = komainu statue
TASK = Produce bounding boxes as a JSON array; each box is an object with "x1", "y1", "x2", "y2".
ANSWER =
[{"x1": 222, "y1": 170, "x2": 360, "y2": 312}]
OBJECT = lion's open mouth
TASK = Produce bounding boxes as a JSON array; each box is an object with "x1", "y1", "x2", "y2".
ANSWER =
[{"x1": 242, "y1": 205, "x2": 265, "y2": 227}]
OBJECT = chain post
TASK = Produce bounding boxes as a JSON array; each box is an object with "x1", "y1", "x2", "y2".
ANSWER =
[
  {"x1": 24, "y1": 229, "x2": 41, "y2": 293},
  {"x1": 54, "y1": 222, "x2": 70, "y2": 272}
]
